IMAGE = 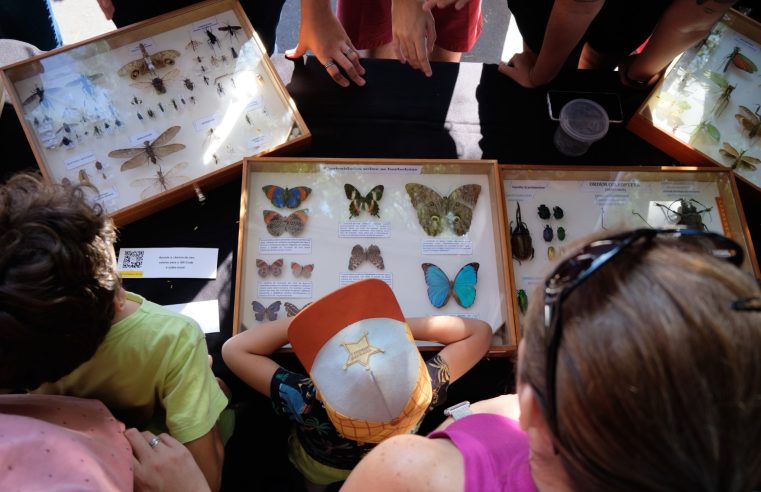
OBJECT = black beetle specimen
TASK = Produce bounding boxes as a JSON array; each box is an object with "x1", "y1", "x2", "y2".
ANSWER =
[
  {"x1": 543, "y1": 225, "x2": 553, "y2": 242},
  {"x1": 537, "y1": 204, "x2": 550, "y2": 220},
  {"x1": 510, "y1": 202, "x2": 534, "y2": 264},
  {"x1": 553, "y1": 206, "x2": 564, "y2": 220},
  {"x1": 656, "y1": 198, "x2": 712, "y2": 230},
  {"x1": 557, "y1": 226, "x2": 566, "y2": 241}
]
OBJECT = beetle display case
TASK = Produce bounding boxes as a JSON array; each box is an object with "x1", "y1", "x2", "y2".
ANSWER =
[
  {"x1": 234, "y1": 158, "x2": 517, "y2": 353},
  {"x1": 500, "y1": 166, "x2": 759, "y2": 334},
  {"x1": 628, "y1": 10, "x2": 761, "y2": 192},
  {"x1": 0, "y1": 0, "x2": 309, "y2": 225}
]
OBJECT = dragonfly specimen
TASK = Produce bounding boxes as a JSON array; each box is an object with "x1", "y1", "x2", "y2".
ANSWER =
[
  {"x1": 218, "y1": 23, "x2": 242, "y2": 41},
  {"x1": 703, "y1": 70, "x2": 735, "y2": 116},
  {"x1": 130, "y1": 68, "x2": 180, "y2": 95},
  {"x1": 736, "y1": 105, "x2": 761, "y2": 139},
  {"x1": 719, "y1": 142, "x2": 761, "y2": 171},
  {"x1": 722, "y1": 46, "x2": 758, "y2": 73},
  {"x1": 130, "y1": 162, "x2": 189, "y2": 199},
  {"x1": 108, "y1": 126, "x2": 185, "y2": 171},
  {"x1": 117, "y1": 43, "x2": 180, "y2": 80}
]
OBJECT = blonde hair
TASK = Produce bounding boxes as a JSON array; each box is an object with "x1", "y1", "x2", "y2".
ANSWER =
[{"x1": 520, "y1": 231, "x2": 761, "y2": 491}]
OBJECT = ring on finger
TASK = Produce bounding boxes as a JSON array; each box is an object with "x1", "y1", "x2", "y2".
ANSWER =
[
  {"x1": 342, "y1": 48, "x2": 355, "y2": 57},
  {"x1": 148, "y1": 435, "x2": 161, "y2": 448},
  {"x1": 324, "y1": 60, "x2": 336, "y2": 70}
]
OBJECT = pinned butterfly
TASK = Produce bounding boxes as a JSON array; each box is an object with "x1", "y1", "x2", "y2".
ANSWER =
[
  {"x1": 251, "y1": 300, "x2": 281, "y2": 321},
  {"x1": 291, "y1": 262, "x2": 314, "y2": 278},
  {"x1": 348, "y1": 244, "x2": 385, "y2": 270},
  {"x1": 344, "y1": 184, "x2": 384, "y2": 218},
  {"x1": 262, "y1": 185, "x2": 312, "y2": 208},
  {"x1": 263, "y1": 209, "x2": 309, "y2": 236},
  {"x1": 256, "y1": 258, "x2": 283, "y2": 277},
  {"x1": 285, "y1": 302, "x2": 312, "y2": 317},
  {"x1": 421, "y1": 263, "x2": 479, "y2": 309},
  {"x1": 405, "y1": 183, "x2": 481, "y2": 236}
]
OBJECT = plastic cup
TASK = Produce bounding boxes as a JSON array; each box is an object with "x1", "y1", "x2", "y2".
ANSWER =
[{"x1": 553, "y1": 99, "x2": 610, "y2": 157}]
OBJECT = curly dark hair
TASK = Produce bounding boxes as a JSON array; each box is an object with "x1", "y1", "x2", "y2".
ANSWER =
[{"x1": 0, "y1": 173, "x2": 119, "y2": 390}]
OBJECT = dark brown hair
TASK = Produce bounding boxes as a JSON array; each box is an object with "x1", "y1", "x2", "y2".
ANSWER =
[
  {"x1": 0, "y1": 173, "x2": 119, "y2": 390},
  {"x1": 520, "y1": 232, "x2": 761, "y2": 491}
]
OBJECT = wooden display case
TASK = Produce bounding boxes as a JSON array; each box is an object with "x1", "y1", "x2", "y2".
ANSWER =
[
  {"x1": 0, "y1": 0, "x2": 310, "y2": 225},
  {"x1": 500, "y1": 165, "x2": 759, "y2": 335},
  {"x1": 628, "y1": 10, "x2": 761, "y2": 192},
  {"x1": 233, "y1": 158, "x2": 517, "y2": 354}
]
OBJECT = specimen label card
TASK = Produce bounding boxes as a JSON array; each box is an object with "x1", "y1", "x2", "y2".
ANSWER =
[
  {"x1": 320, "y1": 164, "x2": 422, "y2": 175},
  {"x1": 246, "y1": 133, "x2": 270, "y2": 151},
  {"x1": 259, "y1": 238, "x2": 312, "y2": 255},
  {"x1": 338, "y1": 221, "x2": 391, "y2": 238},
  {"x1": 192, "y1": 17, "x2": 219, "y2": 31},
  {"x1": 504, "y1": 180, "x2": 549, "y2": 201},
  {"x1": 64, "y1": 152, "x2": 96, "y2": 170},
  {"x1": 126, "y1": 39, "x2": 157, "y2": 55},
  {"x1": 95, "y1": 187, "x2": 119, "y2": 209},
  {"x1": 193, "y1": 114, "x2": 221, "y2": 133},
  {"x1": 424, "y1": 312, "x2": 481, "y2": 320},
  {"x1": 163, "y1": 299, "x2": 220, "y2": 334},
  {"x1": 244, "y1": 96, "x2": 264, "y2": 112},
  {"x1": 129, "y1": 129, "x2": 159, "y2": 146},
  {"x1": 421, "y1": 239, "x2": 473, "y2": 255},
  {"x1": 339, "y1": 272, "x2": 393, "y2": 288},
  {"x1": 257, "y1": 281, "x2": 313, "y2": 299},
  {"x1": 117, "y1": 247, "x2": 218, "y2": 279}
]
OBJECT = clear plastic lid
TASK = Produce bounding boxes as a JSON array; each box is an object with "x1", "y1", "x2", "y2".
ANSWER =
[{"x1": 559, "y1": 99, "x2": 609, "y2": 142}]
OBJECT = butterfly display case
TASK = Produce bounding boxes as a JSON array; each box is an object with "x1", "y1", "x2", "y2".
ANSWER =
[
  {"x1": 627, "y1": 10, "x2": 761, "y2": 192},
  {"x1": 0, "y1": 0, "x2": 309, "y2": 225},
  {"x1": 234, "y1": 158, "x2": 518, "y2": 353},
  {"x1": 500, "y1": 165, "x2": 759, "y2": 334}
]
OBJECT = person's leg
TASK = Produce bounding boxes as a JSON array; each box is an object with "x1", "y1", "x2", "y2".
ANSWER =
[
  {"x1": 429, "y1": 0, "x2": 481, "y2": 61},
  {"x1": 241, "y1": 0, "x2": 287, "y2": 55},
  {"x1": 337, "y1": 0, "x2": 392, "y2": 57}
]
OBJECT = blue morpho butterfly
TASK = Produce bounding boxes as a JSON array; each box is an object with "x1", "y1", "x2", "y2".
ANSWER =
[
  {"x1": 262, "y1": 185, "x2": 312, "y2": 209},
  {"x1": 421, "y1": 262, "x2": 480, "y2": 308}
]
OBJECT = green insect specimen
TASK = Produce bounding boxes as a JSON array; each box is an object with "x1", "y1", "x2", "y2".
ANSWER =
[
  {"x1": 689, "y1": 120, "x2": 721, "y2": 145},
  {"x1": 517, "y1": 289, "x2": 528, "y2": 315},
  {"x1": 557, "y1": 226, "x2": 566, "y2": 241},
  {"x1": 703, "y1": 70, "x2": 735, "y2": 116}
]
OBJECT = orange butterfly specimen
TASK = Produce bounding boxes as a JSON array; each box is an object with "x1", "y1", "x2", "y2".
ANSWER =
[
  {"x1": 262, "y1": 209, "x2": 309, "y2": 236},
  {"x1": 256, "y1": 258, "x2": 283, "y2": 277},
  {"x1": 291, "y1": 262, "x2": 314, "y2": 278}
]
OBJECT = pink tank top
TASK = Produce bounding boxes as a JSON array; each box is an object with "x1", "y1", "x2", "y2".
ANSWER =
[{"x1": 429, "y1": 413, "x2": 538, "y2": 492}]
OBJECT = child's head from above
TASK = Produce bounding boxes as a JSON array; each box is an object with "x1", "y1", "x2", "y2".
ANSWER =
[
  {"x1": 518, "y1": 229, "x2": 761, "y2": 492},
  {"x1": 288, "y1": 279, "x2": 430, "y2": 443},
  {"x1": 0, "y1": 173, "x2": 120, "y2": 390}
]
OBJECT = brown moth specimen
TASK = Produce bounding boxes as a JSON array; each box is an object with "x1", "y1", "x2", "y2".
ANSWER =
[
  {"x1": 117, "y1": 43, "x2": 180, "y2": 80},
  {"x1": 109, "y1": 126, "x2": 185, "y2": 171}
]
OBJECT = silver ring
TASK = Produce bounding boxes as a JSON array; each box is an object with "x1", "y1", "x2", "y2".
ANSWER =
[
  {"x1": 148, "y1": 436, "x2": 161, "y2": 448},
  {"x1": 324, "y1": 60, "x2": 336, "y2": 70},
  {"x1": 342, "y1": 48, "x2": 355, "y2": 57}
]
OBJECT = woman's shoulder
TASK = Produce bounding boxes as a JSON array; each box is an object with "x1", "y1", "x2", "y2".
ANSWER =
[{"x1": 342, "y1": 434, "x2": 464, "y2": 492}]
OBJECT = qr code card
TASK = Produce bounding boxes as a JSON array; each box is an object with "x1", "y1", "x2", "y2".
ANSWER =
[{"x1": 117, "y1": 247, "x2": 218, "y2": 279}]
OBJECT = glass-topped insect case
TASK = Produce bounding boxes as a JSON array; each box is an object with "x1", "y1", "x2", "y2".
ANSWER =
[
  {"x1": 0, "y1": 0, "x2": 310, "y2": 225},
  {"x1": 234, "y1": 158, "x2": 518, "y2": 354},
  {"x1": 628, "y1": 10, "x2": 761, "y2": 192},
  {"x1": 500, "y1": 166, "x2": 759, "y2": 334}
]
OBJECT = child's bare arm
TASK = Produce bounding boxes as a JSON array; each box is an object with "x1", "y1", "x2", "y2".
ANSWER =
[
  {"x1": 221, "y1": 318, "x2": 292, "y2": 397},
  {"x1": 406, "y1": 316, "x2": 492, "y2": 383},
  {"x1": 183, "y1": 426, "x2": 224, "y2": 492}
]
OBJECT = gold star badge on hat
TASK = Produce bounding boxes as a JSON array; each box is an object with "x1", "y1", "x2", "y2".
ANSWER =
[{"x1": 341, "y1": 331, "x2": 384, "y2": 369}]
